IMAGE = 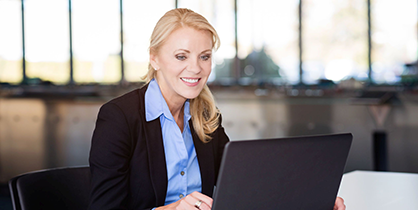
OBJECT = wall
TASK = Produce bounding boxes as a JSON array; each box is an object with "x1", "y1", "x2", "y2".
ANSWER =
[{"x1": 1, "y1": 90, "x2": 418, "y2": 183}]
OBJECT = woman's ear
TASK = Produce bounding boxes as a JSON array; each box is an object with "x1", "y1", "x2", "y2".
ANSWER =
[{"x1": 150, "y1": 52, "x2": 159, "y2": 71}]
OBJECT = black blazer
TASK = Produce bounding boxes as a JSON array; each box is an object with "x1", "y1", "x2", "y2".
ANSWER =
[{"x1": 89, "y1": 84, "x2": 230, "y2": 210}]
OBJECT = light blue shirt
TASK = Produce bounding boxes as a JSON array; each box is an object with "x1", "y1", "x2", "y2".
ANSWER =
[{"x1": 145, "y1": 79, "x2": 202, "y2": 206}]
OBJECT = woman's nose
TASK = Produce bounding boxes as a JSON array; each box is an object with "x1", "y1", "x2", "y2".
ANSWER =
[{"x1": 187, "y1": 58, "x2": 202, "y2": 74}]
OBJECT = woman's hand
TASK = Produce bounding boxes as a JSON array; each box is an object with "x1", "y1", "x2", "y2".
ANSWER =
[
  {"x1": 156, "y1": 191, "x2": 213, "y2": 210},
  {"x1": 334, "y1": 196, "x2": 346, "y2": 210}
]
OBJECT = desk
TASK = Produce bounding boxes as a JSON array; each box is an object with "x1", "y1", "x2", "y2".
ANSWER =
[{"x1": 338, "y1": 170, "x2": 418, "y2": 210}]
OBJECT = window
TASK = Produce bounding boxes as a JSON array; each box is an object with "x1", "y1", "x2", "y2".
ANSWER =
[
  {"x1": 236, "y1": 0, "x2": 299, "y2": 85},
  {"x1": 2, "y1": 0, "x2": 417, "y2": 88},
  {"x1": 25, "y1": 0, "x2": 70, "y2": 84},
  {"x1": 303, "y1": 0, "x2": 368, "y2": 84},
  {"x1": 123, "y1": 0, "x2": 174, "y2": 82},
  {"x1": 0, "y1": 0, "x2": 22, "y2": 84},
  {"x1": 371, "y1": 0, "x2": 417, "y2": 84},
  {"x1": 72, "y1": 0, "x2": 121, "y2": 84}
]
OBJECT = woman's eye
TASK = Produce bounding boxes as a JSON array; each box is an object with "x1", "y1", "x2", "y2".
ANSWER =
[
  {"x1": 176, "y1": 55, "x2": 186, "y2": 60},
  {"x1": 201, "y1": 55, "x2": 211, "y2": 61}
]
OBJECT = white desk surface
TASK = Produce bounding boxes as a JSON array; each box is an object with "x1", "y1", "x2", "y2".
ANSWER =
[{"x1": 338, "y1": 170, "x2": 418, "y2": 210}]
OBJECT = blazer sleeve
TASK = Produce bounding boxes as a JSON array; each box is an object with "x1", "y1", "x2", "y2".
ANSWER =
[{"x1": 89, "y1": 102, "x2": 138, "y2": 210}]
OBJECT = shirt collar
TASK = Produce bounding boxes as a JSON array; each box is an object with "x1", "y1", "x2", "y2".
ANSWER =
[
  {"x1": 183, "y1": 98, "x2": 191, "y2": 124},
  {"x1": 145, "y1": 79, "x2": 191, "y2": 122}
]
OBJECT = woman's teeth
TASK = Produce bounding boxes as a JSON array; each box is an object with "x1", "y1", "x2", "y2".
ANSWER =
[{"x1": 181, "y1": 78, "x2": 199, "y2": 83}]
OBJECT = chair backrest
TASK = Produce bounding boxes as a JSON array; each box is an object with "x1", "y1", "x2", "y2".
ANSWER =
[{"x1": 8, "y1": 166, "x2": 90, "y2": 210}]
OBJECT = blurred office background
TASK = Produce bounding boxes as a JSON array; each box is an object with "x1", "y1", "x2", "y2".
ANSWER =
[{"x1": 1, "y1": 0, "x2": 418, "y2": 208}]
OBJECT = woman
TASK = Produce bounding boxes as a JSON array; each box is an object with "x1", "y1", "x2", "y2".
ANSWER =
[
  {"x1": 89, "y1": 8, "x2": 228, "y2": 210},
  {"x1": 89, "y1": 8, "x2": 345, "y2": 210}
]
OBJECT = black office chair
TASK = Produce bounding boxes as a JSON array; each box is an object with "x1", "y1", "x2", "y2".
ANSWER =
[{"x1": 8, "y1": 166, "x2": 90, "y2": 210}]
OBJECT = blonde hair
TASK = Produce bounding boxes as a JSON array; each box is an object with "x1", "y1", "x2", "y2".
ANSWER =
[{"x1": 143, "y1": 8, "x2": 221, "y2": 143}]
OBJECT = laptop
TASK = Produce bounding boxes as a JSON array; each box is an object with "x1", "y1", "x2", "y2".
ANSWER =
[{"x1": 212, "y1": 133, "x2": 352, "y2": 210}]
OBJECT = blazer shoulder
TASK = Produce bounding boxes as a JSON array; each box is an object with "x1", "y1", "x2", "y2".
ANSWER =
[{"x1": 102, "y1": 84, "x2": 148, "y2": 117}]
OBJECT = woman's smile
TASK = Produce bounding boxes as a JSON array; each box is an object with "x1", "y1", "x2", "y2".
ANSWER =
[{"x1": 181, "y1": 77, "x2": 201, "y2": 86}]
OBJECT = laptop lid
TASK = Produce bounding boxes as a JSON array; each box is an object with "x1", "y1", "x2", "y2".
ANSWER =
[{"x1": 212, "y1": 133, "x2": 352, "y2": 210}]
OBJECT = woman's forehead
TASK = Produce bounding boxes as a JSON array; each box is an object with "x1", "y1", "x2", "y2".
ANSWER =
[{"x1": 162, "y1": 27, "x2": 213, "y2": 52}]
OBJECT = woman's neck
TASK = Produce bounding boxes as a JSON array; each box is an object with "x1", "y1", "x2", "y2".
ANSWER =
[
  {"x1": 156, "y1": 79, "x2": 186, "y2": 132},
  {"x1": 166, "y1": 98, "x2": 185, "y2": 132}
]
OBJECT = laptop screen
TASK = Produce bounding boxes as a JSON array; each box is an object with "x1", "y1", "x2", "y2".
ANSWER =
[{"x1": 212, "y1": 133, "x2": 352, "y2": 210}]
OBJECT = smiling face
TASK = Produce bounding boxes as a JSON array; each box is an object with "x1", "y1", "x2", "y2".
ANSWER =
[{"x1": 150, "y1": 26, "x2": 213, "y2": 104}]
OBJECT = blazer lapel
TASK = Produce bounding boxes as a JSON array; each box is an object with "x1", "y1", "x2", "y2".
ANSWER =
[
  {"x1": 190, "y1": 120, "x2": 215, "y2": 197},
  {"x1": 144, "y1": 118, "x2": 168, "y2": 206},
  {"x1": 139, "y1": 85, "x2": 168, "y2": 206}
]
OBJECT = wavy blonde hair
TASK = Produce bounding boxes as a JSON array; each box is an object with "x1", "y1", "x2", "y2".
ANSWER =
[{"x1": 143, "y1": 8, "x2": 221, "y2": 143}]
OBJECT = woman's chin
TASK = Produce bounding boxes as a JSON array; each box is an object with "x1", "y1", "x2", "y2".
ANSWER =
[
  {"x1": 176, "y1": 82, "x2": 206, "y2": 100},
  {"x1": 181, "y1": 90, "x2": 203, "y2": 100}
]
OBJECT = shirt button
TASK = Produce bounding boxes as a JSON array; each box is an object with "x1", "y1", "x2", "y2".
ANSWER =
[
  {"x1": 179, "y1": 194, "x2": 184, "y2": 198},
  {"x1": 180, "y1": 171, "x2": 185, "y2": 176}
]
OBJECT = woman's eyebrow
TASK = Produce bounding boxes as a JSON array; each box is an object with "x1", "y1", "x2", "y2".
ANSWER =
[
  {"x1": 201, "y1": 49, "x2": 212, "y2": 54},
  {"x1": 173, "y1": 49, "x2": 212, "y2": 54},
  {"x1": 175, "y1": 49, "x2": 190, "y2": 53}
]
